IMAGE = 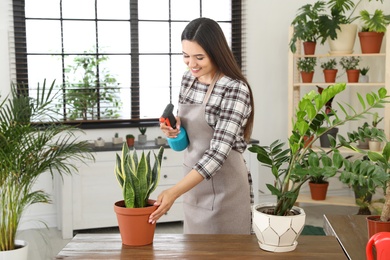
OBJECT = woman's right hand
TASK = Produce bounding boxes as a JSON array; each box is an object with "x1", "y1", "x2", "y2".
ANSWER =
[{"x1": 160, "y1": 116, "x2": 181, "y2": 138}]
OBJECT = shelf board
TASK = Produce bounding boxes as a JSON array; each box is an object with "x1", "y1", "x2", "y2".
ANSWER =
[
  {"x1": 296, "y1": 193, "x2": 356, "y2": 207},
  {"x1": 295, "y1": 53, "x2": 386, "y2": 58},
  {"x1": 293, "y1": 82, "x2": 385, "y2": 87}
]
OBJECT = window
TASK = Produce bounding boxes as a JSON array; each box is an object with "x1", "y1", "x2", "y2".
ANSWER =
[{"x1": 12, "y1": 0, "x2": 242, "y2": 128}]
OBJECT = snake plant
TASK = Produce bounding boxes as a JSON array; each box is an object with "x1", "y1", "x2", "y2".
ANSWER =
[{"x1": 115, "y1": 143, "x2": 164, "y2": 208}]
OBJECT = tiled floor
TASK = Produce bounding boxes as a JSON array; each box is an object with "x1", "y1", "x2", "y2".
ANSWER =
[{"x1": 17, "y1": 204, "x2": 359, "y2": 260}]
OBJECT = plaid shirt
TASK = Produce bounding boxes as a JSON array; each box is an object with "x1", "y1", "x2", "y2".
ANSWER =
[{"x1": 179, "y1": 70, "x2": 252, "y2": 179}]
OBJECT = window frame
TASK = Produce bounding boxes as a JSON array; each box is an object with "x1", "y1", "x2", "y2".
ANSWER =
[{"x1": 12, "y1": 0, "x2": 242, "y2": 129}]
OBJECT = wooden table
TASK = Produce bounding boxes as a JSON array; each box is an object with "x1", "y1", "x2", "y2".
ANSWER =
[
  {"x1": 324, "y1": 214, "x2": 368, "y2": 260},
  {"x1": 55, "y1": 233, "x2": 346, "y2": 259}
]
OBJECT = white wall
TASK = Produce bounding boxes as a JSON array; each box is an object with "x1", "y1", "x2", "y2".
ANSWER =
[{"x1": 1, "y1": 0, "x2": 389, "y2": 230}]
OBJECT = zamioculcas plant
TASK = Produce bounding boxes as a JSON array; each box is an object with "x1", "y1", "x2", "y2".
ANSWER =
[
  {"x1": 249, "y1": 84, "x2": 389, "y2": 216},
  {"x1": 114, "y1": 143, "x2": 164, "y2": 208}
]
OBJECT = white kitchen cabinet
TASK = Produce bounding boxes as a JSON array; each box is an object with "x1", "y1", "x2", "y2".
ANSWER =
[{"x1": 56, "y1": 141, "x2": 259, "y2": 239}]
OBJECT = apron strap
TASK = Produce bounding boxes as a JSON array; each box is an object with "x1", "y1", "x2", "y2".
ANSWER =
[{"x1": 203, "y1": 71, "x2": 220, "y2": 105}]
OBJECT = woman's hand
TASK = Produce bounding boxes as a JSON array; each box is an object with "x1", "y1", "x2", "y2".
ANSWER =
[
  {"x1": 149, "y1": 188, "x2": 178, "y2": 224},
  {"x1": 160, "y1": 116, "x2": 181, "y2": 138}
]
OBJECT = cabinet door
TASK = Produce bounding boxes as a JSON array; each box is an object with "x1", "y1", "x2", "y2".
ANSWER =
[{"x1": 72, "y1": 151, "x2": 121, "y2": 230}]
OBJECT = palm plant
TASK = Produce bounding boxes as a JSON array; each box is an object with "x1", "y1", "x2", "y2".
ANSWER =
[{"x1": 0, "y1": 80, "x2": 94, "y2": 251}]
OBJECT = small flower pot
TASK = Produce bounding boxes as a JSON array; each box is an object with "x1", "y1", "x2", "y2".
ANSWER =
[
  {"x1": 309, "y1": 182, "x2": 329, "y2": 200},
  {"x1": 323, "y1": 69, "x2": 338, "y2": 83},
  {"x1": 359, "y1": 32, "x2": 384, "y2": 54},
  {"x1": 300, "y1": 71, "x2": 314, "y2": 83},
  {"x1": 303, "y1": 41, "x2": 316, "y2": 55},
  {"x1": 346, "y1": 69, "x2": 360, "y2": 83}
]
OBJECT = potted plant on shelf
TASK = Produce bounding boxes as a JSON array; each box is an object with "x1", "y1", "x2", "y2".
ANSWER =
[
  {"x1": 297, "y1": 57, "x2": 317, "y2": 83},
  {"x1": 358, "y1": 9, "x2": 390, "y2": 53},
  {"x1": 138, "y1": 127, "x2": 147, "y2": 145},
  {"x1": 360, "y1": 66, "x2": 370, "y2": 83},
  {"x1": 305, "y1": 151, "x2": 343, "y2": 200},
  {"x1": 112, "y1": 132, "x2": 123, "y2": 145},
  {"x1": 321, "y1": 58, "x2": 338, "y2": 83},
  {"x1": 339, "y1": 56, "x2": 361, "y2": 82},
  {"x1": 114, "y1": 143, "x2": 164, "y2": 246},
  {"x1": 369, "y1": 112, "x2": 385, "y2": 151},
  {"x1": 0, "y1": 80, "x2": 94, "y2": 259},
  {"x1": 126, "y1": 134, "x2": 135, "y2": 147},
  {"x1": 318, "y1": 0, "x2": 385, "y2": 54},
  {"x1": 289, "y1": 1, "x2": 327, "y2": 54},
  {"x1": 249, "y1": 83, "x2": 388, "y2": 252}
]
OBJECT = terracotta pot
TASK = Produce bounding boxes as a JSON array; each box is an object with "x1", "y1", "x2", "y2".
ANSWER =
[
  {"x1": 309, "y1": 182, "x2": 329, "y2": 200},
  {"x1": 359, "y1": 32, "x2": 384, "y2": 54},
  {"x1": 303, "y1": 135, "x2": 314, "y2": 148},
  {"x1": 300, "y1": 71, "x2": 314, "y2": 83},
  {"x1": 114, "y1": 200, "x2": 158, "y2": 246},
  {"x1": 346, "y1": 69, "x2": 360, "y2": 83},
  {"x1": 303, "y1": 41, "x2": 316, "y2": 55},
  {"x1": 323, "y1": 69, "x2": 338, "y2": 83},
  {"x1": 366, "y1": 215, "x2": 390, "y2": 238},
  {"x1": 126, "y1": 138, "x2": 135, "y2": 147}
]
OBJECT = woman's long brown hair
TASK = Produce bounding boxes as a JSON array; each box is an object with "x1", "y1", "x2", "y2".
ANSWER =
[{"x1": 181, "y1": 17, "x2": 254, "y2": 142}]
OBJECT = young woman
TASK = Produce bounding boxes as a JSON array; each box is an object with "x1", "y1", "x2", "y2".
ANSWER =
[{"x1": 149, "y1": 17, "x2": 255, "y2": 234}]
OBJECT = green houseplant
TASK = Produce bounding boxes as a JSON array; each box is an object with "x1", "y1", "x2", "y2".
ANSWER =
[
  {"x1": 0, "y1": 80, "x2": 94, "y2": 255},
  {"x1": 297, "y1": 57, "x2": 317, "y2": 83},
  {"x1": 339, "y1": 56, "x2": 361, "y2": 82},
  {"x1": 113, "y1": 143, "x2": 164, "y2": 246},
  {"x1": 138, "y1": 127, "x2": 147, "y2": 145},
  {"x1": 358, "y1": 9, "x2": 390, "y2": 53},
  {"x1": 321, "y1": 58, "x2": 338, "y2": 83},
  {"x1": 317, "y1": 0, "x2": 384, "y2": 54},
  {"x1": 289, "y1": 1, "x2": 327, "y2": 54},
  {"x1": 61, "y1": 53, "x2": 122, "y2": 120},
  {"x1": 249, "y1": 83, "x2": 388, "y2": 252}
]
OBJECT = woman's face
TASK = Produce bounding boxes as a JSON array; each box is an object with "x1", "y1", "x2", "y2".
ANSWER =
[{"x1": 182, "y1": 40, "x2": 217, "y2": 84}]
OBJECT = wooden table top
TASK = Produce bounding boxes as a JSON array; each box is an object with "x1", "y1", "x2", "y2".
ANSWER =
[
  {"x1": 55, "y1": 233, "x2": 346, "y2": 259},
  {"x1": 323, "y1": 214, "x2": 368, "y2": 260}
]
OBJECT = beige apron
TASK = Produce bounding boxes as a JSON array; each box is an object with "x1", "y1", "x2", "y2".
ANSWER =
[{"x1": 178, "y1": 73, "x2": 251, "y2": 234}]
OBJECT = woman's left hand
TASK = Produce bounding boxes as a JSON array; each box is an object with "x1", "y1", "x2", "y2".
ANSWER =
[{"x1": 149, "y1": 188, "x2": 177, "y2": 224}]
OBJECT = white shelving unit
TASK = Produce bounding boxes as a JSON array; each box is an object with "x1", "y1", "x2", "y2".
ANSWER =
[
  {"x1": 288, "y1": 26, "x2": 390, "y2": 204},
  {"x1": 288, "y1": 27, "x2": 390, "y2": 139}
]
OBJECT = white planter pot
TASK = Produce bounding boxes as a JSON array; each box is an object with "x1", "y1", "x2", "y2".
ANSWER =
[
  {"x1": 138, "y1": 134, "x2": 147, "y2": 145},
  {"x1": 369, "y1": 140, "x2": 382, "y2": 151},
  {"x1": 328, "y1": 24, "x2": 357, "y2": 55},
  {"x1": 360, "y1": 75, "x2": 369, "y2": 83},
  {"x1": 0, "y1": 240, "x2": 29, "y2": 260},
  {"x1": 252, "y1": 203, "x2": 306, "y2": 252}
]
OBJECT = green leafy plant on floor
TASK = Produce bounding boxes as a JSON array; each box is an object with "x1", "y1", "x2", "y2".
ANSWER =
[
  {"x1": 61, "y1": 53, "x2": 122, "y2": 120},
  {"x1": 0, "y1": 80, "x2": 94, "y2": 251}
]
